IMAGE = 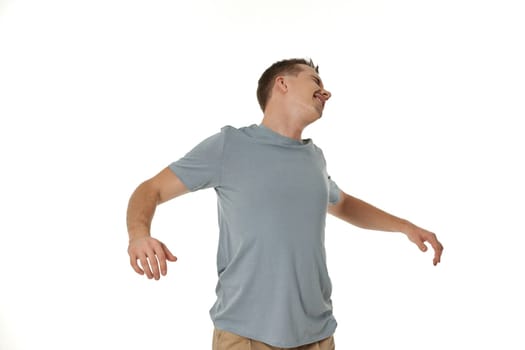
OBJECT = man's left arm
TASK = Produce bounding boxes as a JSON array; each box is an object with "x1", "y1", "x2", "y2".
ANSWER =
[{"x1": 328, "y1": 190, "x2": 444, "y2": 266}]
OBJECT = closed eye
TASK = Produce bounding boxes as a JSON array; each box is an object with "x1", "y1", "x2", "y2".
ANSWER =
[{"x1": 312, "y1": 76, "x2": 323, "y2": 88}]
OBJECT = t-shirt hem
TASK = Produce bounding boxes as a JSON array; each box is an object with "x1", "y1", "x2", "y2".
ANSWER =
[{"x1": 212, "y1": 320, "x2": 337, "y2": 348}]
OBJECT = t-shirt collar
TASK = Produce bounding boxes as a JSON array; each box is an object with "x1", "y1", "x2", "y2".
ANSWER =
[{"x1": 255, "y1": 124, "x2": 311, "y2": 146}]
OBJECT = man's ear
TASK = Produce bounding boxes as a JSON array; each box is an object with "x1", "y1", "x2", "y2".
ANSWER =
[{"x1": 275, "y1": 76, "x2": 288, "y2": 93}]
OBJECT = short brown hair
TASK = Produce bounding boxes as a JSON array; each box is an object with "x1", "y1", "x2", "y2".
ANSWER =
[{"x1": 257, "y1": 58, "x2": 319, "y2": 111}]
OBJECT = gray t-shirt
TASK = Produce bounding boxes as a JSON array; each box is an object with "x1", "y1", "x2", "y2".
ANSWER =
[{"x1": 169, "y1": 124, "x2": 341, "y2": 347}]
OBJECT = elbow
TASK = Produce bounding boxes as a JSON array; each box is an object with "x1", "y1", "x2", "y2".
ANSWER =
[{"x1": 135, "y1": 179, "x2": 162, "y2": 204}]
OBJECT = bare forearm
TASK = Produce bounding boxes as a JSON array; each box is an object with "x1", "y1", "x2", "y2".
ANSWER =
[
  {"x1": 330, "y1": 192, "x2": 412, "y2": 233},
  {"x1": 126, "y1": 181, "x2": 160, "y2": 241},
  {"x1": 126, "y1": 167, "x2": 190, "y2": 242},
  {"x1": 329, "y1": 191, "x2": 444, "y2": 265}
]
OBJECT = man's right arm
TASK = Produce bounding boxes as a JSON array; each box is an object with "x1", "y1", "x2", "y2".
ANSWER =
[{"x1": 126, "y1": 167, "x2": 190, "y2": 280}]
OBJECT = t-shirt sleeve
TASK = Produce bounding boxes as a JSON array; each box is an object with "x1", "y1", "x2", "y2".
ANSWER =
[
  {"x1": 328, "y1": 175, "x2": 341, "y2": 205},
  {"x1": 314, "y1": 144, "x2": 342, "y2": 205},
  {"x1": 168, "y1": 130, "x2": 225, "y2": 191}
]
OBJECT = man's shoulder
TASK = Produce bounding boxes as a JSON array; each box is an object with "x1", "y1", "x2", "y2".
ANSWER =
[
  {"x1": 216, "y1": 124, "x2": 260, "y2": 143},
  {"x1": 195, "y1": 124, "x2": 251, "y2": 143},
  {"x1": 220, "y1": 124, "x2": 257, "y2": 133}
]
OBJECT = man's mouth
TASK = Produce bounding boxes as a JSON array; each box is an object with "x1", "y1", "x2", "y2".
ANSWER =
[{"x1": 314, "y1": 93, "x2": 325, "y2": 108}]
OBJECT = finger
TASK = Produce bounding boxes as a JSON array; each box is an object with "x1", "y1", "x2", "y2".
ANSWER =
[
  {"x1": 159, "y1": 244, "x2": 177, "y2": 276},
  {"x1": 129, "y1": 255, "x2": 144, "y2": 275},
  {"x1": 139, "y1": 255, "x2": 154, "y2": 279},
  {"x1": 425, "y1": 233, "x2": 443, "y2": 266},
  {"x1": 147, "y1": 254, "x2": 161, "y2": 280},
  {"x1": 155, "y1": 247, "x2": 168, "y2": 277},
  {"x1": 432, "y1": 242, "x2": 444, "y2": 266}
]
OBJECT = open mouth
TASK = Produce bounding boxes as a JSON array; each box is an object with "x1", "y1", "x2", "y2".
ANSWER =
[{"x1": 314, "y1": 93, "x2": 325, "y2": 108}]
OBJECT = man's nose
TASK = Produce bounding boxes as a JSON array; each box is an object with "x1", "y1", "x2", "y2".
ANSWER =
[{"x1": 321, "y1": 89, "x2": 331, "y2": 101}]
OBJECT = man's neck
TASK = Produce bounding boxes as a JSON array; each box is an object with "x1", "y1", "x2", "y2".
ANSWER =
[{"x1": 260, "y1": 115, "x2": 306, "y2": 141}]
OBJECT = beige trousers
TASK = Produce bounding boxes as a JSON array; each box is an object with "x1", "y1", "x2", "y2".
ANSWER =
[{"x1": 212, "y1": 329, "x2": 335, "y2": 350}]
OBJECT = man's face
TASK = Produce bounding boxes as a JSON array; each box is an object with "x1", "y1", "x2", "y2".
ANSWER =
[{"x1": 283, "y1": 64, "x2": 332, "y2": 122}]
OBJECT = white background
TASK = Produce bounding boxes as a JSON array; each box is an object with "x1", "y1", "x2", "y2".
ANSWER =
[{"x1": 1, "y1": 0, "x2": 524, "y2": 349}]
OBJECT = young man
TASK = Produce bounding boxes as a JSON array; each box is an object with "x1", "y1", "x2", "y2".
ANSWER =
[{"x1": 126, "y1": 58, "x2": 444, "y2": 350}]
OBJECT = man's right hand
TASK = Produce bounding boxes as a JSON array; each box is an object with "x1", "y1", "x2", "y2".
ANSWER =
[{"x1": 128, "y1": 237, "x2": 177, "y2": 280}]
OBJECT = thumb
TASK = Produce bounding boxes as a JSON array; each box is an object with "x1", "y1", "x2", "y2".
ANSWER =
[
  {"x1": 417, "y1": 241, "x2": 428, "y2": 252},
  {"x1": 408, "y1": 234, "x2": 428, "y2": 252},
  {"x1": 162, "y1": 243, "x2": 178, "y2": 261}
]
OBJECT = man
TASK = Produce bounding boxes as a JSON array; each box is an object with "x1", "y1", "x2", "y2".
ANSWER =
[{"x1": 126, "y1": 58, "x2": 444, "y2": 350}]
